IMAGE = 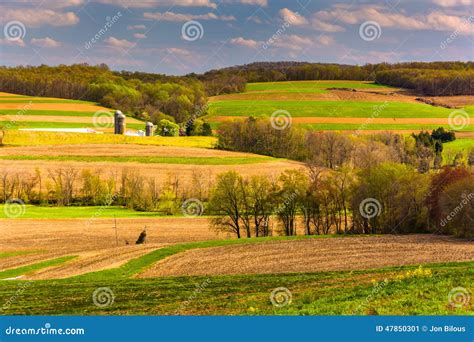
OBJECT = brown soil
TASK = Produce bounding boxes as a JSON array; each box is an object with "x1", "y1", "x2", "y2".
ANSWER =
[
  {"x1": 210, "y1": 89, "x2": 417, "y2": 103},
  {"x1": 426, "y1": 96, "x2": 474, "y2": 108},
  {"x1": 138, "y1": 235, "x2": 474, "y2": 278},
  {"x1": 0, "y1": 217, "x2": 219, "y2": 278}
]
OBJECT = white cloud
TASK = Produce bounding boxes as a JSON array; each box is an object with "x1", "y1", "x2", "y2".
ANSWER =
[
  {"x1": 0, "y1": 38, "x2": 25, "y2": 47},
  {"x1": 316, "y1": 35, "x2": 335, "y2": 46},
  {"x1": 272, "y1": 34, "x2": 313, "y2": 51},
  {"x1": 97, "y1": 0, "x2": 217, "y2": 9},
  {"x1": 311, "y1": 5, "x2": 474, "y2": 35},
  {"x1": 0, "y1": 9, "x2": 79, "y2": 27},
  {"x1": 127, "y1": 24, "x2": 146, "y2": 30},
  {"x1": 105, "y1": 37, "x2": 136, "y2": 49},
  {"x1": 167, "y1": 47, "x2": 192, "y2": 56},
  {"x1": 133, "y1": 33, "x2": 147, "y2": 39},
  {"x1": 279, "y1": 8, "x2": 307, "y2": 26},
  {"x1": 143, "y1": 11, "x2": 235, "y2": 22},
  {"x1": 230, "y1": 37, "x2": 259, "y2": 48},
  {"x1": 433, "y1": 0, "x2": 474, "y2": 6},
  {"x1": 31, "y1": 37, "x2": 60, "y2": 47}
]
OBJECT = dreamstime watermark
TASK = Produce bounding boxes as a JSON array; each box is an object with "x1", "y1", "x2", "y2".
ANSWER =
[
  {"x1": 92, "y1": 287, "x2": 115, "y2": 308},
  {"x1": 274, "y1": 189, "x2": 299, "y2": 216},
  {"x1": 270, "y1": 287, "x2": 292, "y2": 308},
  {"x1": 181, "y1": 198, "x2": 204, "y2": 217},
  {"x1": 182, "y1": 21, "x2": 204, "y2": 41},
  {"x1": 440, "y1": 192, "x2": 474, "y2": 227},
  {"x1": 1, "y1": 281, "x2": 32, "y2": 313},
  {"x1": 448, "y1": 287, "x2": 471, "y2": 309},
  {"x1": 359, "y1": 198, "x2": 382, "y2": 219},
  {"x1": 92, "y1": 110, "x2": 114, "y2": 129},
  {"x1": 353, "y1": 101, "x2": 389, "y2": 136},
  {"x1": 84, "y1": 12, "x2": 122, "y2": 50},
  {"x1": 5, "y1": 323, "x2": 85, "y2": 336},
  {"x1": 448, "y1": 109, "x2": 470, "y2": 130},
  {"x1": 174, "y1": 278, "x2": 211, "y2": 314},
  {"x1": 353, "y1": 279, "x2": 387, "y2": 314},
  {"x1": 440, "y1": 15, "x2": 474, "y2": 50},
  {"x1": 262, "y1": 12, "x2": 302, "y2": 49},
  {"x1": 4, "y1": 198, "x2": 26, "y2": 218},
  {"x1": 85, "y1": 193, "x2": 118, "y2": 227},
  {"x1": 359, "y1": 21, "x2": 382, "y2": 41},
  {"x1": 1, "y1": 101, "x2": 33, "y2": 131},
  {"x1": 270, "y1": 110, "x2": 292, "y2": 130},
  {"x1": 3, "y1": 20, "x2": 26, "y2": 41}
]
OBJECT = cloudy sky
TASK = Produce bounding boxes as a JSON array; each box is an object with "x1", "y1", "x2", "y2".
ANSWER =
[{"x1": 0, "y1": 0, "x2": 473, "y2": 75}]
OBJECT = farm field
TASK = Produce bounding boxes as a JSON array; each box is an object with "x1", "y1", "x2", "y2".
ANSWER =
[
  {"x1": 139, "y1": 235, "x2": 474, "y2": 277},
  {"x1": 0, "y1": 92, "x2": 144, "y2": 131},
  {"x1": 207, "y1": 80, "x2": 474, "y2": 133},
  {"x1": 0, "y1": 84, "x2": 473, "y2": 317},
  {"x1": 0, "y1": 232, "x2": 472, "y2": 315}
]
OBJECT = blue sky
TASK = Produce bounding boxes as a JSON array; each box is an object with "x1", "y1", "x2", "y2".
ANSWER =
[{"x1": 0, "y1": 0, "x2": 473, "y2": 75}]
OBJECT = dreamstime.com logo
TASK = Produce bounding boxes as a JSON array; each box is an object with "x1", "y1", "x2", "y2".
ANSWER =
[
  {"x1": 92, "y1": 287, "x2": 115, "y2": 308},
  {"x1": 93, "y1": 110, "x2": 114, "y2": 129},
  {"x1": 4, "y1": 199, "x2": 26, "y2": 218},
  {"x1": 270, "y1": 287, "x2": 292, "y2": 308},
  {"x1": 182, "y1": 21, "x2": 204, "y2": 41},
  {"x1": 181, "y1": 198, "x2": 204, "y2": 217},
  {"x1": 4, "y1": 20, "x2": 26, "y2": 41},
  {"x1": 359, "y1": 198, "x2": 382, "y2": 219},
  {"x1": 359, "y1": 21, "x2": 382, "y2": 41},
  {"x1": 448, "y1": 109, "x2": 470, "y2": 130},
  {"x1": 270, "y1": 110, "x2": 292, "y2": 130},
  {"x1": 448, "y1": 287, "x2": 471, "y2": 309}
]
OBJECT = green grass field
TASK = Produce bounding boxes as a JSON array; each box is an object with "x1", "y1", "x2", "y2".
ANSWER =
[
  {"x1": 0, "y1": 205, "x2": 171, "y2": 219},
  {"x1": 0, "y1": 155, "x2": 275, "y2": 165},
  {"x1": 0, "y1": 234, "x2": 471, "y2": 315},
  {"x1": 246, "y1": 81, "x2": 392, "y2": 93},
  {"x1": 207, "y1": 81, "x2": 474, "y2": 132}
]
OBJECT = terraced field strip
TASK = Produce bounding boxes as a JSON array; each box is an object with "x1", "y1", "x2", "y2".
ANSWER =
[
  {"x1": 0, "y1": 92, "x2": 144, "y2": 130},
  {"x1": 0, "y1": 256, "x2": 77, "y2": 279}
]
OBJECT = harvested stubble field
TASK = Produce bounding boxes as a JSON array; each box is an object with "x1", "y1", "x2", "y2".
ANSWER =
[{"x1": 139, "y1": 235, "x2": 474, "y2": 278}]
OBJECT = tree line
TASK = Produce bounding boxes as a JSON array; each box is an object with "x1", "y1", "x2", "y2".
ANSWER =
[
  {"x1": 200, "y1": 61, "x2": 474, "y2": 95},
  {"x1": 2, "y1": 163, "x2": 471, "y2": 239},
  {"x1": 217, "y1": 117, "x2": 472, "y2": 172},
  {"x1": 208, "y1": 164, "x2": 473, "y2": 240},
  {"x1": 0, "y1": 64, "x2": 209, "y2": 131}
]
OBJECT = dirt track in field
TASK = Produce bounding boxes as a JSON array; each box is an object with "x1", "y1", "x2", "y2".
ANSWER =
[
  {"x1": 0, "y1": 144, "x2": 265, "y2": 158},
  {"x1": 138, "y1": 235, "x2": 474, "y2": 278},
  {"x1": 0, "y1": 217, "x2": 219, "y2": 279},
  {"x1": 210, "y1": 89, "x2": 416, "y2": 103}
]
